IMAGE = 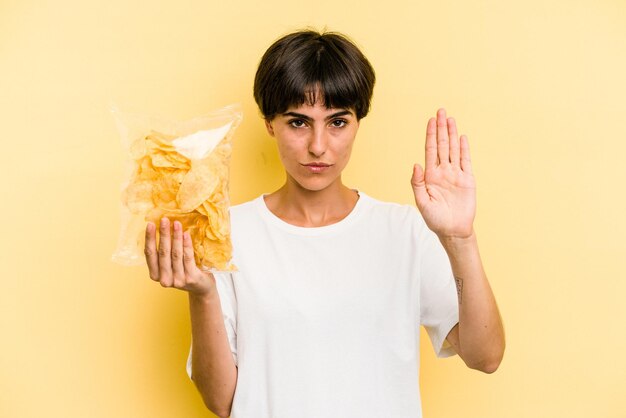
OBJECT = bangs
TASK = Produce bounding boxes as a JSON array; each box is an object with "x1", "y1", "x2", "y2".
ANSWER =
[
  {"x1": 254, "y1": 30, "x2": 375, "y2": 120},
  {"x1": 280, "y1": 46, "x2": 363, "y2": 112}
]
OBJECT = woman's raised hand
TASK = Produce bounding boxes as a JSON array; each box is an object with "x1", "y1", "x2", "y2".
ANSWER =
[
  {"x1": 144, "y1": 218, "x2": 216, "y2": 296},
  {"x1": 411, "y1": 108, "x2": 476, "y2": 240}
]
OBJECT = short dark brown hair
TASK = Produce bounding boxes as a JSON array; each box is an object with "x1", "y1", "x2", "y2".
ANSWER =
[{"x1": 253, "y1": 29, "x2": 376, "y2": 121}]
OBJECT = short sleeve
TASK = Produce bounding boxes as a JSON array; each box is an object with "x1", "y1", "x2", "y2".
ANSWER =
[
  {"x1": 417, "y1": 219, "x2": 459, "y2": 358},
  {"x1": 186, "y1": 271, "x2": 238, "y2": 379}
]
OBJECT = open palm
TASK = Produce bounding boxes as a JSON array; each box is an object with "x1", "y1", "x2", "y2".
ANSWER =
[{"x1": 411, "y1": 108, "x2": 476, "y2": 239}]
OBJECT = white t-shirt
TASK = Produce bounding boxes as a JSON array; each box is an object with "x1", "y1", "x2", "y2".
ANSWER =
[{"x1": 187, "y1": 191, "x2": 459, "y2": 418}]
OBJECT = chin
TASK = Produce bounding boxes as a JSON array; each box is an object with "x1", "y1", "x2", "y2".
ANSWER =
[{"x1": 292, "y1": 177, "x2": 338, "y2": 192}]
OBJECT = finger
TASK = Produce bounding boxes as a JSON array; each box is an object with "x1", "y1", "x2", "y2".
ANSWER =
[
  {"x1": 425, "y1": 117, "x2": 437, "y2": 170},
  {"x1": 460, "y1": 135, "x2": 473, "y2": 174},
  {"x1": 436, "y1": 108, "x2": 449, "y2": 165},
  {"x1": 448, "y1": 117, "x2": 460, "y2": 167},
  {"x1": 182, "y1": 231, "x2": 199, "y2": 275},
  {"x1": 411, "y1": 163, "x2": 430, "y2": 210},
  {"x1": 158, "y1": 217, "x2": 173, "y2": 287},
  {"x1": 144, "y1": 222, "x2": 159, "y2": 281},
  {"x1": 171, "y1": 221, "x2": 185, "y2": 287}
]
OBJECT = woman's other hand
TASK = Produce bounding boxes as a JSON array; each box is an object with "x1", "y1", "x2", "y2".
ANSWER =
[
  {"x1": 411, "y1": 108, "x2": 476, "y2": 240},
  {"x1": 144, "y1": 218, "x2": 216, "y2": 297}
]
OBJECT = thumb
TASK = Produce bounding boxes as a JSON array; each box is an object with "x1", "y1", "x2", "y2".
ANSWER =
[{"x1": 411, "y1": 164, "x2": 429, "y2": 209}]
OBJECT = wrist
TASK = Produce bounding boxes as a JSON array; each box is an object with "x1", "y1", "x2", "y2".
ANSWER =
[
  {"x1": 438, "y1": 229, "x2": 478, "y2": 253},
  {"x1": 188, "y1": 288, "x2": 219, "y2": 305}
]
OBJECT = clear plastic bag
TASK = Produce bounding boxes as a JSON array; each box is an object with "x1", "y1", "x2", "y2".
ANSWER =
[{"x1": 111, "y1": 104, "x2": 242, "y2": 271}]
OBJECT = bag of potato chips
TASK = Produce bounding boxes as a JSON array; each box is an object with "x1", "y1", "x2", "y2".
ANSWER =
[{"x1": 111, "y1": 104, "x2": 242, "y2": 272}]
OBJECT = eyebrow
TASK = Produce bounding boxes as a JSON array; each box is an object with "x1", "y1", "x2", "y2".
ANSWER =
[{"x1": 281, "y1": 110, "x2": 354, "y2": 121}]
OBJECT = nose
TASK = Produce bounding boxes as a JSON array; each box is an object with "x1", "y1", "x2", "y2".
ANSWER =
[{"x1": 308, "y1": 127, "x2": 328, "y2": 157}]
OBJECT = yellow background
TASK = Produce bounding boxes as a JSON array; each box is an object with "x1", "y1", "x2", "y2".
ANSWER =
[{"x1": 2, "y1": 0, "x2": 625, "y2": 417}]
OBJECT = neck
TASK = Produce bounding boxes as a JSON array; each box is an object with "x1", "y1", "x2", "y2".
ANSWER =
[{"x1": 264, "y1": 177, "x2": 359, "y2": 227}]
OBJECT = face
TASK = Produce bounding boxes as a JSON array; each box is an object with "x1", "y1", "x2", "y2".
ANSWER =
[{"x1": 265, "y1": 101, "x2": 360, "y2": 193}]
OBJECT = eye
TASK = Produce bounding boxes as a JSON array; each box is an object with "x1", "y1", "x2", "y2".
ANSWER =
[
  {"x1": 330, "y1": 119, "x2": 348, "y2": 128},
  {"x1": 288, "y1": 119, "x2": 307, "y2": 128}
]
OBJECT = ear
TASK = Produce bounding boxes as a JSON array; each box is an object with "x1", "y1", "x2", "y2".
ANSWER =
[{"x1": 264, "y1": 119, "x2": 275, "y2": 137}]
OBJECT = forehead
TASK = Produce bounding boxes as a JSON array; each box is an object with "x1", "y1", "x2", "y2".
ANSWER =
[{"x1": 281, "y1": 101, "x2": 356, "y2": 118}]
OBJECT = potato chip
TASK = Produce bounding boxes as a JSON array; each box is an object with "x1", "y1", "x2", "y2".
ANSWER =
[
  {"x1": 122, "y1": 181, "x2": 154, "y2": 213},
  {"x1": 112, "y1": 104, "x2": 242, "y2": 271},
  {"x1": 176, "y1": 163, "x2": 219, "y2": 213}
]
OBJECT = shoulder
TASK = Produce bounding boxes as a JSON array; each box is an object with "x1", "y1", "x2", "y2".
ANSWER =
[
  {"x1": 230, "y1": 195, "x2": 260, "y2": 212},
  {"x1": 356, "y1": 192, "x2": 432, "y2": 241},
  {"x1": 228, "y1": 195, "x2": 262, "y2": 223},
  {"x1": 359, "y1": 192, "x2": 425, "y2": 226}
]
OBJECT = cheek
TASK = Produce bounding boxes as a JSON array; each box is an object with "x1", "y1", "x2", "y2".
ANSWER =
[
  {"x1": 334, "y1": 138, "x2": 355, "y2": 161},
  {"x1": 276, "y1": 141, "x2": 304, "y2": 166},
  {"x1": 276, "y1": 141, "x2": 297, "y2": 157}
]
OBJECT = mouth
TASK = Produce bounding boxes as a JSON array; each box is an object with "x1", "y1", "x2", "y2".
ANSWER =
[
  {"x1": 302, "y1": 162, "x2": 332, "y2": 167},
  {"x1": 301, "y1": 162, "x2": 333, "y2": 173}
]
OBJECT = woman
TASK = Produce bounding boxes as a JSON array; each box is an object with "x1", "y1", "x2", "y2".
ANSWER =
[{"x1": 144, "y1": 29, "x2": 505, "y2": 418}]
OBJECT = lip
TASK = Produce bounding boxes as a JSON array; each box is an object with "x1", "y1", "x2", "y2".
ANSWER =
[
  {"x1": 301, "y1": 162, "x2": 332, "y2": 173},
  {"x1": 302, "y1": 162, "x2": 332, "y2": 167}
]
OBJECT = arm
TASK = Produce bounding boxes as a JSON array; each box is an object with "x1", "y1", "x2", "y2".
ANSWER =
[
  {"x1": 145, "y1": 218, "x2": 237, "y2": 417},
  {"x1": 189, "y1": 291, "x2": 238, "y2": 417},
  {"x1": 439, "y1": 232, "x2": 504, "y2": 373},
  {"x1": 411, "y1": 108, "x2": 505, "y2": 373}
]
